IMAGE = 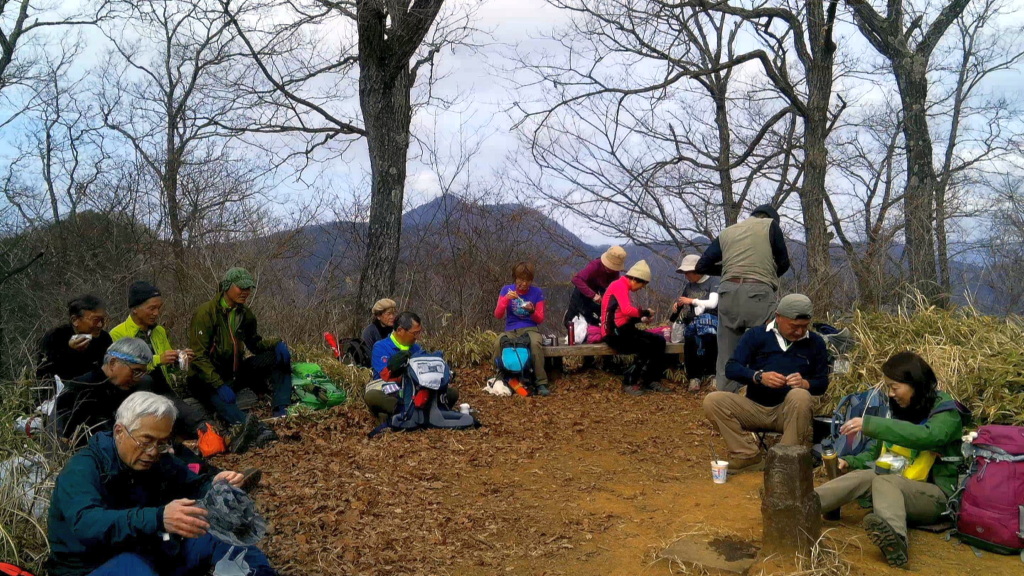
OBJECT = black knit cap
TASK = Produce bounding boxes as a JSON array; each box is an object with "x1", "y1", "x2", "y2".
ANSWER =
[{"x1": 128, "y1": 281, "x2": 161, "y2": 309}]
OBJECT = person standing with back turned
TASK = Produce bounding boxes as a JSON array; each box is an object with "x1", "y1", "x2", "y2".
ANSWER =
[{"x1": 695, "y1": 205, "x2": 790, "y2": 392}]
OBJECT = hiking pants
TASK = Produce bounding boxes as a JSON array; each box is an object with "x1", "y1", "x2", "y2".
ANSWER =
[
  {"x1": 136, "y1": 373, "x2": 210, "y2": 440},
  {"x1": 716, "y1": 281, "x2": 778, "y2": 391},
  {"x1": 492, "y1": 327, "x2": 548, "y2": 386},
  {"x1": 683, "y1": 332, "x2": 717, "y2": 379},
  {"x1": 363, "y1": 386, "x2": 459, "y2": 424},
  {"x1": 703, "y1": 388, "x2": 813, "y2": 459},
  {"x1": 188, "y1": 351, "x2": 292, "y2": 425},
  {"x1": 86, "y1": 533, "x2": 273, "y2": 576},
  {"x1": 605, "y1": 325, "x2": 667, "y2": 386},
  {"x1": 815, "y1": 470, "x2": 947, "y2": 538}
]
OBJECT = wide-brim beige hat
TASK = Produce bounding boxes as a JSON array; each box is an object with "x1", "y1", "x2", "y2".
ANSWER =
[
  {"x1": 677, "y1": 254, "x2": 700, "y2": 273},
  {"x1": 625, "y1": 260, "x2": 651, "y2": 283},
  {"x1": 601, "y1": 245, "x2": 627, "y2": 271}
]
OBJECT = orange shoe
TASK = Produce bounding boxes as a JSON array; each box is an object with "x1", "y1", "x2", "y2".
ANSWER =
[
  {"x1": 197, "y1": 423, "x2": 227, "y2": 457},
  {"x1": 508, "y1": 378, "x2": 530, "y2": 397}
]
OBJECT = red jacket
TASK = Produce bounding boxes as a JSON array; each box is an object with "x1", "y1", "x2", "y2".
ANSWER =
[{"x1": 601, "y1": 276, "x2": 643, "y2": 337}]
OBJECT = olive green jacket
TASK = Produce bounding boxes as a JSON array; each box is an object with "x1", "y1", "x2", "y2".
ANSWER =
[
  {"x1": 186, "y1": 293, "x2": 279, "y2": 389},
  {"x1": 843, "y1": 391, "x2": 968, "y2": 496}
]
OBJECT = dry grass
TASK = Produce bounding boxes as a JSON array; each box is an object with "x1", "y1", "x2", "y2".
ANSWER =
[{"x1": 825, "y1": 294, "x2": 1024, "y2": 425}]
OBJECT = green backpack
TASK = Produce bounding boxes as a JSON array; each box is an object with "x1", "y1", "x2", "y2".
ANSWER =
[{"x1": 290, "y1": 362, "x2": 347, "y2": 412}]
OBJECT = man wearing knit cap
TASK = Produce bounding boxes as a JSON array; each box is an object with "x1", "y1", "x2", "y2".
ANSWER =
[
  {"x1": 564, "y1": 245, "x2": 627, "y2": 328},
  {"x1": 703, "y1": 294, "x2": 829, "y2": 474},
  {"x1": 695, "y1": 204, "x2": 791, "y2": 392},
  {"x1": 186, "y1": 268, "x2": 291, "y2": 449}
]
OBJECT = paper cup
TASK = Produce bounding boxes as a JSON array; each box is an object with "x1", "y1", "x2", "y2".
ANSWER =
[
  {"x1": 459, "y1": 403, "x2": 471, "y2": 415},
  {"x1": 711, "y1": 460, "x2": 729, "y2": 484}
]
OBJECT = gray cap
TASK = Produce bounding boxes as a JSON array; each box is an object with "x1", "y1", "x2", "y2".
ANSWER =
[{"x1": 776, "y1": 294, "x2": 813, "y2": 320}]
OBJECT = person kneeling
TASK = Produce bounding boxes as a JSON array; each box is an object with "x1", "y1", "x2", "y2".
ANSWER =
[
  {"x1": 815, "y1": 352, "x2": 967, "y2": 568},
  {"x1": 365, "y1": 312, "x2": 458, "y2": 424},
  {"x1": 703, "y1": 294, "x2": 829, "y2": 474},
  {"x1": 46, "y1": 391, "x2": 277, "y2": 576}
]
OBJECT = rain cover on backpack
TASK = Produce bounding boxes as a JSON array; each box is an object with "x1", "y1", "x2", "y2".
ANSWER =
[{"x1": 813, "y1": 386, "x2": 891, "y2": 459}]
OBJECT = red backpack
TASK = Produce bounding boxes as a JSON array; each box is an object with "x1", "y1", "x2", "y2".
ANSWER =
[
  {"x1": 952, "y1": 425, "x2": 1024, "y2": 556},
  {"x1": 0, "y1": 563, "x2": 35, "y2": 576}
]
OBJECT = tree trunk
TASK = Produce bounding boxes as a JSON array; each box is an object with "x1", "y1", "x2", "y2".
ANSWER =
[
  {"x1": 936, "y1": 188, "x2": 951, "y2": 295},
  {"x1": 356, "y1": 59, "x2": 413, "y2": 313},
  {"x1": 713, "y1": 90, "x2": 740, "y2": 226},
  {"x1": 893, "y1": 57, "x2": 941, "y2": 302}
]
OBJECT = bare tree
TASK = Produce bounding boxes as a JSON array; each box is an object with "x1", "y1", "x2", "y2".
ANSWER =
[{"x1": 220, "y1": 0, "x2": 479, "y2": 313}]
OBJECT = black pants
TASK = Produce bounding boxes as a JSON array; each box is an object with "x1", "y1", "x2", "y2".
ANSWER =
[
  {"x1": 605, "y1": 325, "x2": 667, "y2": 385},
  {"x1": 188, "y1": 351, "x2": 292, "y2": 425},
  {"x1": 683, "y1": 333, "x2": 718, "y2": 379},
  {"x1": 137, "y1": 372, "x2": 211, "y2": 439},
  {"x1": 564, "y1": 288, "x2": 602, "y2": 326}
]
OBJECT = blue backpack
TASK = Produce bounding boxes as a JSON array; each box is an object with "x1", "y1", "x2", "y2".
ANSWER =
[
  {"x1": 813, "y1": 387, "x2": 891, "y2": 459},
  {"x1": 496, "y1": 333, "x2": 533, "y2": 380},
  {"x1": 369, "y1": 353, "x2": 479, "y2": 437}
]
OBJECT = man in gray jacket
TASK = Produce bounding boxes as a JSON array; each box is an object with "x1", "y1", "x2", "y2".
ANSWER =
[{"x1": 695, "y1": 205, "x2": 790, "y2": 392}]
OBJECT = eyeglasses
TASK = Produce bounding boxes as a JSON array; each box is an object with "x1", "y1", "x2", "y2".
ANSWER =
[
  {"x1": 121, "y1": 362, "x2": 148, "y2": 379},
  {"x1": 124, "y1": 427, "x2": 173, "y2": 454}
]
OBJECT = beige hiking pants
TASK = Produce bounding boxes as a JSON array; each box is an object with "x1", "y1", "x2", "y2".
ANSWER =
[
  {"x1": 703, "y1": 388, "x2": 813, "y2": 459},
  {"x1": 815, "y1": 470, "x2": 947, "y2": 538}
]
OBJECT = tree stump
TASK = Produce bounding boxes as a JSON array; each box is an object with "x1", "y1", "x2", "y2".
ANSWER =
[{"x1": 761, "y1": 445, "x2": 821, "y2": 557}]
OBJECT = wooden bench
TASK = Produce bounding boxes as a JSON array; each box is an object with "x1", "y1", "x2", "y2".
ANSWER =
[{"x1": 542, "y1": 342, "x2": 686, "y2": 381}]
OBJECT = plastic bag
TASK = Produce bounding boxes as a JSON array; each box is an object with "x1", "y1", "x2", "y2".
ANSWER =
[
  {"x1": 571, "y1": 315, "x2": 588, "y2": 345},
  {"x1": 670, "y1": 321, "x2": 686, "y2": 344},
  {"x1": 484, "y1": 377, "x2": 512, "y2": 397},
  {"x1": 214, "y1": 546, "x2": 251, "y2": 576}
]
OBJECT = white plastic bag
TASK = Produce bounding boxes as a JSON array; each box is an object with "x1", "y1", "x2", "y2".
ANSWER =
[
  {"x1": 670, "y1": 321, "x2": 686, "y2": 344},
  {"x1": 571, "y1": 314, "x2": 588, "y2": 345},
  {"x1": 484, "y1": 377, "x2": 512, "y2": 397}
]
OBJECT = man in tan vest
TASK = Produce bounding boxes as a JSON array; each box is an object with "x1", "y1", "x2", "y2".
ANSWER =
[{"x1": 695, "y1": 204, "x2": 790, "y2": 392}]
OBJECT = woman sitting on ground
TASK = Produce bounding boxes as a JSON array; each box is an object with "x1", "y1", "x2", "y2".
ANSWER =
[
  {"x1": 671, "y1": 254, "x2": 720, "y2": 392},
  {"x1": 815, "y1": 351, "x2": 968, "y2": 568},
  {"x1": 602, "y1": 260, "x2": 667, "y2": 395},
  {"x1": 492, "y1": 262, "x2": 550, "y2": 396},
  {"x1": 362, "y1": 298, "x2": 398, "y2": 357}
]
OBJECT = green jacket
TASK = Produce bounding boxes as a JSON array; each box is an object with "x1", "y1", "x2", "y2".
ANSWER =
[
  {"x1": 186, "y1": 293, "x2": 279, "y2": 389},
  {"x1": 110, "y1": 316, "x2": 177, "y2": 384},
  {"x1": 843, "y1": 391, "x2": 967, "y2": 496}
]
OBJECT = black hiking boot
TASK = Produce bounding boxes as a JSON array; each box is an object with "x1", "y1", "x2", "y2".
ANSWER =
[
  {"x1": 644, "y1": 381, "x2": 669, "y2": 393},
  {"x1": 863, "y1": 513, "x2": 909, "y2": 568},
  {"x1": 253, "y1": 424, "x2": 279, "y2": 449},
  {"x1": 622, "y1": 384, "x2": 645, "y2": 396},
  {"x1": 536, "y1": 384, "x2": 551, "y2": 397},
  {"x1": 228, "y1": 414, "x2": 260, "y2": 455}
]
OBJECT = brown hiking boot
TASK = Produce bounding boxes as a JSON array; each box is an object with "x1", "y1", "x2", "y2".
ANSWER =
[
  {"x1": 728, "y1": 455, "x2": 765, "y2": 475},
  {"x1": 863, "y1": 513, "x2": 909, "y2": 568}
]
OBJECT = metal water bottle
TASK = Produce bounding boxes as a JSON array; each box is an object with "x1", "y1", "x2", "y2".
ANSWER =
[{"x1": 822, "y1": 447, "x2": 841, "y2": 520}]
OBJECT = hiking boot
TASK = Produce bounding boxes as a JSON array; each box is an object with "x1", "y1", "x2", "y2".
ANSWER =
[
  {"x1": 228, "y1": 415, "x2": 260, "y2": 455},
  {"x1": 253, "y1": 424, "x2": 279, "y2": 448},
  {"x1": 535, "y1": 384, "x2": 551, "y2": 397},
  {"x1": 863, "y1": 513, "x2": 909, "y2": 568},
  {"x1": 622, "y1": 384, "x2": 645, "y2": 396},
  {"x1": 644, "y1": 381, "x2": 669, "y2": 393},
  {"x1": 687, "y1": 378, "x2": 702, "y2": 392},
  {"x1": 239, "y1": 467, "x2": 263, "y2": 493},
  {"x1": 270, "y1": 406, "x2": 289, "y2": 420},
  {"x1": 728, "y1": 455, "x2": 765, "y2": 475}
]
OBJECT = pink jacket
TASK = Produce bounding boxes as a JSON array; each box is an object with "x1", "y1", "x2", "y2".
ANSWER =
[{"x1": 601, "y1": 276, "x2": 643, "y2": 336}]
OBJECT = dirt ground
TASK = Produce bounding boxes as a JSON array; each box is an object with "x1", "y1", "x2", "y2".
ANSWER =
[{"x1": 215, "y1": 368, "x2": 1021, "y2": 576}]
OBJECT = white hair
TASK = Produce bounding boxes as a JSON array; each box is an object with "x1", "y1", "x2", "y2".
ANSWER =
[
  {"x1": 103, "y1": 337, "x2": 154, "y2": 366},
  {"x1": 115, "y1": 391, "x2": 177, "y2": 432}
]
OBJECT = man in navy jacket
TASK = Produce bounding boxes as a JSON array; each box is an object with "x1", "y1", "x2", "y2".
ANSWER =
[{"x1": 703, "y1": 294, "x2": 829, "y2": 475}]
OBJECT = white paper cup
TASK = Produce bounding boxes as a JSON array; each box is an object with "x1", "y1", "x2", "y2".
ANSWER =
[
  {"x1": 459, "y1": 403, "x2": 471, "y2": 415},
  {"x1": 711, "y1": 460, "x2": 729, "y2": 484}
]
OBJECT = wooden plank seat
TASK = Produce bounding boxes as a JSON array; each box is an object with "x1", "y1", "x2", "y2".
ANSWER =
[{"x1": 542, "y1": 342, "x2": 685, "y2": 357}]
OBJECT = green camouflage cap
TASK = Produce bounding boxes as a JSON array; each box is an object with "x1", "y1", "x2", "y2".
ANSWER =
[{"x1": 221, "y1": 267, "x2": 256, "y2": 291}]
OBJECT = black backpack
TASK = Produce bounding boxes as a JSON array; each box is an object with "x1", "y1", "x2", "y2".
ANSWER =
[{"x1": 341, "y1": 338, "x2": 372, "y2": 368}]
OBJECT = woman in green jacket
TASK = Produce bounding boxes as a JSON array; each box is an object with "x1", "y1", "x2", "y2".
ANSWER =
[{"x1": 815, "y1": 351, "x2": 968, "y2": 568}]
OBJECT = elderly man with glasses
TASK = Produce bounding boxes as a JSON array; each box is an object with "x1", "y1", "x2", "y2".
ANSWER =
[
  {"x1": 54, "y1": 337, "x2": 153, "y2": 442},
  {"x1": 46, "y1": 391, "x2": 277, "y2": 576}
]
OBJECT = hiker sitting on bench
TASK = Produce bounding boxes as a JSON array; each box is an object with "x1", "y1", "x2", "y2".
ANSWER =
[
  {"x1": 366, "y1": 311, "x2": 458, "y2": 423},
  {"x1": 602, "y1": 260, "x2": 668, "y2": 396},
  {"x1": 671, "y1": 254, "x2": 720, "y2": 392},
  {"x1": 703, "y1": 294, "x2": 828, "y2": 475},
  {"x1": 815, "y1": 352, "x2": 968, "y2": 569},
  {"x1": 46, "y1": 392, "x2": 278, "y2": 576},
  {"x1": 564, "y1": 245, "x2": 626, "y2": 328},
  {"x1": 492, "y1": 261, "x2": 550, "y2": 396}
]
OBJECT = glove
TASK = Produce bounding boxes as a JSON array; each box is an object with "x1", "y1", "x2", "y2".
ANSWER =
[
  {"x1": 275, "y1": 341, "x2": 291, "y2": 365},
  {"x1": 382, "y1": 350, "x2": 411, "y2": 382},
  {"x1": 217, "y1": 385, "x2": 237, "y2": 404}
]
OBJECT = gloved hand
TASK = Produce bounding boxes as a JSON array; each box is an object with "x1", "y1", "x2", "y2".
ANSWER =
[
  {"x1": 383, "y1": 350, "x2": 411, "y2": 380},
  {"x1": 217, "y1": 385, "x2": 237, "y2": 404},
  {"x1": 275, "y1": 341, "x2": 291, "y2": 365}
]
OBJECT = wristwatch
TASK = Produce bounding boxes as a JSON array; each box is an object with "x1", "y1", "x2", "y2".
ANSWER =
[{"x1": 754, "y1": 370, "x2": 764, "y2": 385}]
